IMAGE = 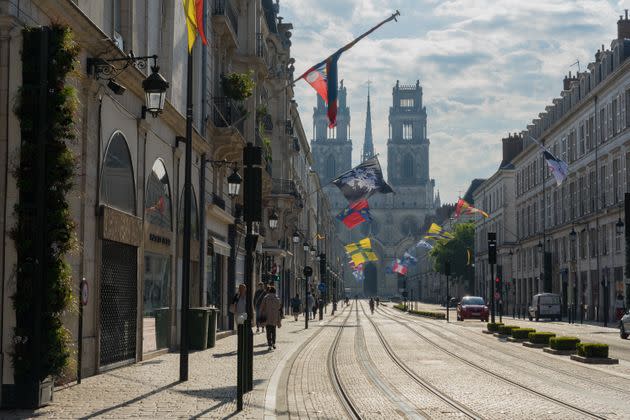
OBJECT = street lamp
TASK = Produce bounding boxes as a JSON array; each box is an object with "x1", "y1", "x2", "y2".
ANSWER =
[
  {"x1": 303, "y1": 242, "x2": 310, "y2": 252},
  {"x1": 616, "y1": 217, "x2": 624, "y2": 235},
  {"x1": 268, "y1": 210, "x2": 279, "y2": 230},
  {"x1": 292, "y1": 231, "x2": 300, "y2": 244},
  {"x1": 142, "y1": 64, "x2": 170, "y2": 118},
  {"x1": 310, "y1": 246, "x2": 316, "y2": 257},
  {"x1": 537, "y1": 241, "x2": 543, "y2": 253},
  {"x1": 227, "y1": 168, "x2": 242, "y2": 198}
]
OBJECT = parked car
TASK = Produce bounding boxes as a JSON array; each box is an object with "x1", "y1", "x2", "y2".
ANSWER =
[
  {"x1": 457, "y1": 296, "x2": 489, "y2": 321},
  {"x1": 390, "y1": 296, "x2": 402, "y2": 303},
  {"x1": 528, "y1": 293, "x2": 561, "y2": 321},
  {"x1": 620, "y1": 311, "x2": 630, "y2": 339}
]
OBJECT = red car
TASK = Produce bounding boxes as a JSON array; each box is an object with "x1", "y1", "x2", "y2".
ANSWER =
[{"x1": 457, "y1": 296, "x2": 489, "y2": 321}]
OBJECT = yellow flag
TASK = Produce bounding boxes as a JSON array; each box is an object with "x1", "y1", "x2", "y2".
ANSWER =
[
  {"x1": 352, "y1": 253, "x2": 367, "y2": 265},
  {"x1": 183, "y1": 0, "x2": 207, "y2": 52}
]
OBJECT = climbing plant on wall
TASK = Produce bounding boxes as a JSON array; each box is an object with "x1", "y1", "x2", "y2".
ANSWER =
[{"x1": 10, "y1": 24, "x2": 79, "y2": 395}]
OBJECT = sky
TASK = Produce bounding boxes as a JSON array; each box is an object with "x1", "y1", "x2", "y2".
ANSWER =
[{"x1": 279, "y1": 0, "x2": 625, "y2": 203}]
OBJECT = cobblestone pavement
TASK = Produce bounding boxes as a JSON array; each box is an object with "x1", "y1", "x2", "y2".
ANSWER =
[
  {"x1": 4, "y1": 308, "x2": 343, "y2": 420},
  {"x1": 6, "y1": 301, "x2": 630, "y2": 419},
  {"x1": 406, "y1": 301, "x2": 630, "y2": 361}
]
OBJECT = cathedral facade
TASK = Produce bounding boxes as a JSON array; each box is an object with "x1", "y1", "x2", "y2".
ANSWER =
[{"x1": 311, "y1": 81, "x2": 438, "y2": 296}]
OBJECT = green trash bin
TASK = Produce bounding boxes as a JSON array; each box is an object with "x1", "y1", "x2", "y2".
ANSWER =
[
  {"x1": 188, "y1": 307, "x2": 209, "y2": 350},
  {"x1": 207, "y1": 308, "x2": 218, "y2": 348},
  {"x1": 154, "y1": 307, "x2": 170, "y2": 350}
]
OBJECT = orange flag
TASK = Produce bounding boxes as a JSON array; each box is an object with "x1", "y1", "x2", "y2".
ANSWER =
[{"x1": 183, "y1": 0, "x2": 208, "y2": 52}]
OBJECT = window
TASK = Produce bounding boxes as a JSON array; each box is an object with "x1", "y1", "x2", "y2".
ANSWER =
[
  {"x1": 327, "y1": 126, "x2": 336, "y2": 139},
  {"x1": 600, "y1": 165, "x2": 607, "y2": 208},
  {"x1": 400, "y1": 98, "x2": 414, "y2": 107},
  {"x1": 579, "y1": 176, "x2": 586, "y2": 216},
  {"x1": 570, "y1": 181, "x2": 576, "y2": 219},
  {"x1": 589, "y1": 228, "x2": 597, "y2": 258},
  {"x1": 601, "y1": 224, "x2": 609, "y2": 256},
  {"x1": 101, "y1": 132, "x2": 136, "y2": 214},
  {"x1": 402, "y1": 155, "x2": 414, "y2": 178},
  {"x1": 145, "y1": 159, "x2": 172, "y2": 229},
  {"x1": 626, "y1": 90, "x2": 630, "y2": 128},
  {"x1": 613, "y1": 158, "x2": 620, "y2": 203},
  {"x1": 612, "y1": 99, "x2": 618, "y2": 134},
  {"x1": 589, "y1": 171, "x2": 597, "y2": 212},
  {"x1": 580, "y1": 230, "x2": 587, "y2": 259},
  {"x1": 616, "y1": 222, "x2": 623, "y2": 252},
  {"x1": 600, "y1": 108, "x2": 606, "y2": 143},
  {"x1": 579, "y1": 124, "x2": 585, "y2": 156},
  {"x1": 402, "y1": 123, "x2": 413, "y2": 140}
]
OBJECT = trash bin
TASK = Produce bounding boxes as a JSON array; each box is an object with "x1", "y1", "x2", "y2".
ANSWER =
[
  {"x1": 188, "y1": 307, "x2": 209, "y2": 350},
  {"x1": 207, "y1": 308, "x2": 218, "y2": 348},
  {"x1": 154, "y1": 307, "x2": 170, "y2": 350}
]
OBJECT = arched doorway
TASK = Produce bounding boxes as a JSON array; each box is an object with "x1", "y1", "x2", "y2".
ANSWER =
[{"x1": 364, "y1": 263, "x2": 378, "y2": 296}]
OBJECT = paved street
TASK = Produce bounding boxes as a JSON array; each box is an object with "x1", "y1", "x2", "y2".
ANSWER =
[{"x1": 4, "y1": 300, "x2": 630, "y2": 419}]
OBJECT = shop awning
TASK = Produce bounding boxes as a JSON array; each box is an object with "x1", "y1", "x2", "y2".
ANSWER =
[{"x1": 212, "y1": 238, "x2": 232, "y2": 256}]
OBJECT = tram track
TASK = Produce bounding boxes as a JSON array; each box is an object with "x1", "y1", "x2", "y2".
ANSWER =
[
  {"x1": 378, "y1": 306, "x2": 608, "y2": 420},
  {"x1": 360, "y1": 302, "x2": 483, "y2": 419}
]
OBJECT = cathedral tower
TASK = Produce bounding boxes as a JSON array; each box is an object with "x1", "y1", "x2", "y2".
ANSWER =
[
  {"x1": 362, "y1": 86, "x2": 374, "y2": 162},
  {"x1": 311, "y1": 82, "x2": 352, "y2": 186},
  {"x1": 387, "y1": 80, "x2": 429, "y2": 185}
]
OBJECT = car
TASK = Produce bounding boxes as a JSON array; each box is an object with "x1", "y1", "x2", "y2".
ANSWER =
[
  {"x1": 620, "y1": 311, "x2": 630, "y2": 339},
  {"x1": 380, "y1": 297, "x2": 391, "y2": 303},
  {"x1": 456, "y1": 296, "x2": 489, "y2": 321},
  {"x1": 528, "y1": 293, "x2": 561, "y2": 321},
  {"x1": 390, "y1": 296, "x2": 402, "y2": 303}
]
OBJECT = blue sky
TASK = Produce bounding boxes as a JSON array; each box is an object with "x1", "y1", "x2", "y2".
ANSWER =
[{"x1": 280, "y1": 0, "x2": 625, "y2": 203}]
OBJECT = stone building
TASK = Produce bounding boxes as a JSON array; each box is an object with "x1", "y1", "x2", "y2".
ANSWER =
[
  {"x1": 312, "y1": 80, "x2": 438, "y2": 296},
  {"x1": 0, "y1": 0, "x2": 342, "y2": 398},
  {"x1": 475, "y1": 13, "x2": 630, "y2": 323}
]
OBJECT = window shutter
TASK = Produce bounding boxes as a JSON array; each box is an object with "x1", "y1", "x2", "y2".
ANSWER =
[{"x1": 609, "y1": 103, "x2": 613, "y2": 138}]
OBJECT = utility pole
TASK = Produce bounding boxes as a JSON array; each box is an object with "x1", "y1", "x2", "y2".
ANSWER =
[
  {"x1": 488, "y1": 232, "x2": 497, "y2": 323},
  {"x1": 445, "y1": 261, "x2": 451, "y2": 322}
]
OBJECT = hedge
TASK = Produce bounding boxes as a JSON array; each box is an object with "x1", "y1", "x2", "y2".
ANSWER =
[
  {"x1": 497, "y1": 325, "x2": 519, "y2": 335},
  {"x1": 549, "y1": 336, "x2": 580, "y2": 351},
  {"x1": 528, "y1": 332, "x2": 556, "y2": 344},
  {"x1": 394, "y1": 304, "x2": 406, "y2": 311},
  {"x1": 486, "y1": 322, "x2": 504, "y2": 332},
  {"x1": 512, "y1": 328, "x2": 536, "y2": 339},
  {"x1": 409, "y1": 309, "x2": 446, "y2": 319},
  {"x1": 577, "y1": 343, "x2": 609, "y2": 358}
]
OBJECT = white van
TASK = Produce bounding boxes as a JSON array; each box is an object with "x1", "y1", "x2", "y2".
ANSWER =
[{"x1": 528, "y1": 293, "x2": 562, "y2": 321}]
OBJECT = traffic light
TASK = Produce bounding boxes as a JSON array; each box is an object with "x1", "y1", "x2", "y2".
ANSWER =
[{"x1": 488, "y1": 232, "x2": 497, "y2": 265}]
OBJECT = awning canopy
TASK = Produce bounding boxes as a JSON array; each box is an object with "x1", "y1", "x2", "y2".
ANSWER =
[{"x1": 212, "y1": 237, "x2": 232, "y2": 256}]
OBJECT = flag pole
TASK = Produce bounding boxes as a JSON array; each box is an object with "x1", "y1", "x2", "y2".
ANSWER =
[{"x1": 180, "y1": 48, "x2": 193, "y2": 383}]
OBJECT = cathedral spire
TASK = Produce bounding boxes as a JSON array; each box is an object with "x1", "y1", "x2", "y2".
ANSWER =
[{"x1": 362, "y1": 83, "x2": 374, "y2": 162}]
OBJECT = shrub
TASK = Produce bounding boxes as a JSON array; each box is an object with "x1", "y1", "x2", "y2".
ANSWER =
[
  {"x1": 577, "y1": 343, "x2": 609, "y2": 358},
  {"x1": 498, "y1": 325, "x2": 519, "y2": 335},
  {"x1": 486, "y1": 322, "x2": 504, "y2": 332},
  {"x1": 409, "y1": 309, "x2": 446, "y2": 319},
  {"x1": 394, "y1": 304, "x2": 406, "y2": 311},
  {"x1": 221, "y1": 70, "x2": 255, "y2": 101},
  {"x1": 528, "y1": 332, "x2": 556, "y2": 344},
  {"x1": 549, "y1": 336, "x2": 580, "y2": 351},
  {"x1": 512, "y1": 328, "x2": 536, "y2": 339}
]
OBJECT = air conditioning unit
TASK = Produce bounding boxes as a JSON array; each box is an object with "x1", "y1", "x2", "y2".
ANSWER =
[{"x1": 113, "y1": 31, "x2": 124, "y2": 51}]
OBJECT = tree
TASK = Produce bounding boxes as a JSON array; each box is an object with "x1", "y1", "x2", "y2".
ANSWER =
[{"x1": 430, "y1": 222, "x2": 474, "y2": 281}]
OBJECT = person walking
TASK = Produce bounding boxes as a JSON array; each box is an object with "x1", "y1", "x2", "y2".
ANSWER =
[
  {"x1": 312, "y1": 297, "x2": 318, "y2": 320},
  {"x1": 254, "y1": 282, "x2": 267, "y2": 333},
  {"x1": 306, "y1": 292, "x2": 314, "y2": 320},
  {"x1": 230, "y1": 283, "x2": 247, "y2": 324},
  {"x1": 291, "y1": 293, "x2": 301, "y2": 321},
  {"x1": 260, "y1": 286, "x2": 282, "y2": 350},
  {"x1": 369, "y1": 297, "x2": 375, "y2": 314}
]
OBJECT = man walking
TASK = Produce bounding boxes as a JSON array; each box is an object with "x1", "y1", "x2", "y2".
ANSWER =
[
  {"x1": 291, "y1": 293, "x2": 301, "y2": 321},
  {"x1": 260, "y1": 286, "x2": 282, "y2": 350},
  {"x1": 231, "y1": 283, "x2": 247, "y2": 324},
  {"x1": 254, "y1": 282, "x2": 267, "y2": 333},
  {"x1": 306, "y1": 292, "x2": 314, "y2": 320}
]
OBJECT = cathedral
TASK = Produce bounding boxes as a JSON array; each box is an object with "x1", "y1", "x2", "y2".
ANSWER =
[{"x1": 311, "y1": 80, "x2": 439, "y2": 296}]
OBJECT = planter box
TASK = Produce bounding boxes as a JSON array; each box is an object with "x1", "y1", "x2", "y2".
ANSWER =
[
  {"x1": 507, "y1": 337, "x2": 526, "y2": 342},
  {"x1": 493, "y1": 333, "x2": 508, "y2": 338},
  {"x1": 543, "y1": 348, "x2": 576, "y2": 356},
  {"x1": 523, "y1": 342, "x2": 547, "y2": 348},
  {"x1": 3, "y1": 377, "x2": 54, "y2": 408},
  {"x1": 482, "y1": 330, "x2": 494, "y2": 334},
  {"x1": 570, "y1": 355, "x2": 619, "y2": 365}
]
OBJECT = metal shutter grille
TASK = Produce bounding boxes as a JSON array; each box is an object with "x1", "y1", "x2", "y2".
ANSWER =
[{"x1": 100, "y1": 240, "x2": 137, "y2": 366}]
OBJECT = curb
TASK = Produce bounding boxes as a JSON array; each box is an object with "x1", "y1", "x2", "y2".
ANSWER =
[
  {"x1": 570, "y1": 354, "x2": 619, "y2": 364},
  {"x1": 543, "y1": 348, "x2": 576, "y2": 356},
  {"x1": 522, "y1": 342, "x2": 547, "y2": 348}
]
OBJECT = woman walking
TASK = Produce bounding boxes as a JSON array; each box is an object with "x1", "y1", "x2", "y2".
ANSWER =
[{"x1": 260, "y1": 286, "x2": 282, "y2": 351}]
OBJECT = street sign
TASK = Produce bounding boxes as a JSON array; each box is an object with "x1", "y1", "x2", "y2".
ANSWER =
[
  {"x1": 80, "y1": 279, "x2": 89, "y2": 306},
  {"x1": 318, "y1": 283, "x2": 327, "y2": 292},
  {"x1": 303, "y1": 266, "x2": 313, "y2": 276}
]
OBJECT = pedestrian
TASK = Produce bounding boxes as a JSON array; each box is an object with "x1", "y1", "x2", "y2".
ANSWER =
[
  {"x1": 306, "y1": 292, "x2": 314, "y2": 320},
  {"x1": 615, "y1": 293, "x2": 626, "y2": 321},
  {"x1": 230, "y1": 283, "x2": 247, "y2": 324},
  {"x1": 312, "y1": 297, "x2": 318, "y2": 320},
  {"x1": 254, "y1": 282, "x2": 267, "y2": 333},
  {"x1": 291, "y1": 293, "x2": 301, "y2": 321},
  {"x1": 260, "y1": 286, "x2": 282, "y2": 350}
]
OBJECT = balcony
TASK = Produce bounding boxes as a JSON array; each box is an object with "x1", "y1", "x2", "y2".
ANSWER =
[
  {"x1": 212, "y1": 192, "x2": 226, "y2": 210},
  {"x1": 211, "y1": 96, "x2": 244, "y2": 132},
  {"x1": 256, "y1": 33, "x2": 269, "y2": 64},
  {"x1": 212, "y1": 0, "x2": 238, "y2": 49},
  {"x1": 271, "y1": 179, "x2": 299, "y2": 198}
]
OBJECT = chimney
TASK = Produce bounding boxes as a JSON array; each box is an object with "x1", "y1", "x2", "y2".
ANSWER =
[
  {"x1": 619, "y1": 10, "x2": 630, "y2": 39},
  {"x1": 500, "y1": 134, "x2": 523, "y2": 168},
  {"x1": 563, "y1": 71, "x2": 579, "y2": 90}
]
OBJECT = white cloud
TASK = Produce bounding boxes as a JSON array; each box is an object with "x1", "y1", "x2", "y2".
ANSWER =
[{"x1": 280, "y1": 0, "x2": 624, "y2": 203}]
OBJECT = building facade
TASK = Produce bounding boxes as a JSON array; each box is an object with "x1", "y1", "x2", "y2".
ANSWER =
[
  {"x1": 475, "y1": 14, "x2": 630, "y2": 323},
  {"x1": 0, "y1": 0, "x2": 342, "y2": 398},
  {"x1": 312, "y1": 80, "x2": 438, "y2": 297}
]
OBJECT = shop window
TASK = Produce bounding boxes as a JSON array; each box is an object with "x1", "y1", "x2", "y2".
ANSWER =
[
  {"x1": 145, "y1": 159, "x2": 172, "y2": 229},
  {"x1": 178, "y1": 188, "x2": 200, "y2": 240},
  {"x1": 101, "y1": 132, "x2": 136, "y2": 214}
]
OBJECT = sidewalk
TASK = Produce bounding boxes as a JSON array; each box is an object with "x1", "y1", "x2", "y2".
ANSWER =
[{"x1": 4, "y1": 312, "x2": 338, "y2": 419}]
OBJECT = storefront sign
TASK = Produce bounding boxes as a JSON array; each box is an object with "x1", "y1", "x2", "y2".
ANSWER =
[{"x1": 149, "y1": 233, "x2": 171, "y2": 246}]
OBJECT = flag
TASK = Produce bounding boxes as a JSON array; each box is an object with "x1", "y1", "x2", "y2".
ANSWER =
[
  {"x1": 336, "y1": 199, "x2": 372, "y2": 229},
  {"x1": 393, "y1": 259, "x2": 408, "y2": 275},
  {"x1": 543, "y1": 150, "x2": 569, "y2": 186},
  {"x1": 345, "y1": 237, "x2": 378, "y2": 263},
  {"x1": 467, "y1": 248, "x2": 472, "y2": 266},
  {"x1": 529, "y1": 136, "x2": 569, "y2": 186},
  {"x1": 316, "y1": 233, "x2": 326, "y2": 240},
  {"x1": 424, "y1": 223, "x2": 454, "y2": 241},
  {"x1": 402, "y1": 252, "x2": 417, "y2": 266},
  {"x1": 415, "y1": 239, "x2": 433, "y2": 250},
  {"x1": 455, "y1": 198, "x2": 488, "y2": 218},
  {"x1": 183, "y1": 0, "x2": 208, "y2": 52},
  {"x1": 147, "y1": 196, "x2": 165, "y2": 214},
  {"x1": 296, "y1": 11, "x2": 400, "y2": 127},
  {"x1": 333, "y1": 157, "x2": 394, "y2": 203}
]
